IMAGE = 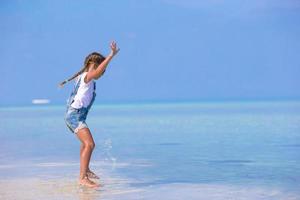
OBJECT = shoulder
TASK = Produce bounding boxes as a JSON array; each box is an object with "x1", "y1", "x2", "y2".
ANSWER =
[{"x1": 81, "y1": 72, "x2": 93, "y2": 85}]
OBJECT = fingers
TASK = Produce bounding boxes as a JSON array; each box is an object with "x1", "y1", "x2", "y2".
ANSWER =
[
  {"x1": 110, "y1": 41, "x2": 116, "y2": 47},
  {"x1": 58, "y1": 82, "x2": 65, "y2": 88},
  {"x1": 109, "y1": 41, "x2": 120, "y2": 56},
  {"x1": 110, "y1": 41, "x2": 119, "y2": 50}
]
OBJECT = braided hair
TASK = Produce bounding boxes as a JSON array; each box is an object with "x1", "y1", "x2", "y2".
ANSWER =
[{"x1": 59, "y1": 52, "x2": 106, "y2": 87}]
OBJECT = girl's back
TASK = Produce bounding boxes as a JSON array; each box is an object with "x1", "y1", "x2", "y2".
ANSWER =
[{"x1": 71, "y1": 72, "x2": 96, "y2": 109}]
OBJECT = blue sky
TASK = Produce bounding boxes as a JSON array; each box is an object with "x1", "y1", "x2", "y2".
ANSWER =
[{"x1": 0, "y1": 0, "x2": 299, "y2": 106}]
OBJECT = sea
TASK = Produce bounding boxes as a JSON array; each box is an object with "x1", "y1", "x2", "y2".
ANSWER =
[{"x1": 0, "y1": 100, "x2": 300, "y2": 200}]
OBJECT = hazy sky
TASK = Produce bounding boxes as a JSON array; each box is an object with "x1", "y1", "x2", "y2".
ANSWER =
[{"x1": 0, "y1": 0, "x2": 299, "y2": 106}]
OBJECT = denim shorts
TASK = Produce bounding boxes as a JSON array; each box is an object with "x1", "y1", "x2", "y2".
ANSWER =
[{"x1": 64, "y1": 106, "x2": 89, "y2": 134}]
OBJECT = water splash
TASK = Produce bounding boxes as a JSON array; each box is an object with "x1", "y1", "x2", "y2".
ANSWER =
[{"x1": 102, "y1": 138, "x2": 117, "y2": 170}]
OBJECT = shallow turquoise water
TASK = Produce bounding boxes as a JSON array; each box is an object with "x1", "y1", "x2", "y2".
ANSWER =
[{"x1": 0, "y1": 101, "x2": 300, "y2": 199}]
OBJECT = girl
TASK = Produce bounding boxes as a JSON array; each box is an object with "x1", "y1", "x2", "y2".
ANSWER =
[{"x1": 59, "y1": 41, "x2": 120, "y2": 188}]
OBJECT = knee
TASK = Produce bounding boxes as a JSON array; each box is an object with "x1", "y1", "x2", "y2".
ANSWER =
[{"x1": 83, "y1": 142, "x2": 95, "y2": 150}]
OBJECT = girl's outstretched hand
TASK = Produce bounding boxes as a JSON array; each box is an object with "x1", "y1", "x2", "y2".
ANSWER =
[{"x1": 109, "y1": 41, "x2": 120, "y2": 57}]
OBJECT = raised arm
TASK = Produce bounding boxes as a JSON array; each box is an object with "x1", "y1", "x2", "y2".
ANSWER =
[{"x1": 86, "y1": 41, "x2": 120, "y2": 82}]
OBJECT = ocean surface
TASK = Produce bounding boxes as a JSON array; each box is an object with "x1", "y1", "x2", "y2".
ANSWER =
[{"x1": 0, "y1": 101, "x2": 300, "y2": 200}]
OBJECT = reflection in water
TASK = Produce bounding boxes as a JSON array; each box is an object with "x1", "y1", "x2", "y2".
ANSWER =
[
  {"x1": 0, "y1": 175, "x2": 143, "y2": 200},
  {"x1": 78, "y1": 187, "x2": 100, "y2": 200}
]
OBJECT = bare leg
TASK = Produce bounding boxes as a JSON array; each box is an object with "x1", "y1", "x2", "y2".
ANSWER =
[
  {"x1": 76, "y1": 128, "x2": 99, "y2": 188},
  {"x1": 80, "y1": 143, "x2": 99, "y2": 179}
]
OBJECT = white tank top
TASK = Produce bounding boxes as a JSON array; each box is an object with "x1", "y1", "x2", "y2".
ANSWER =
[{"x1": 70, "y1": 72, "x2": 95, "y2": 109}]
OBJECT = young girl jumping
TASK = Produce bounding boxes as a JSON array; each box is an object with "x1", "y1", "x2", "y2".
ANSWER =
[{"x1": 59, "y1": 41, "x2": 120, "y2": 188}]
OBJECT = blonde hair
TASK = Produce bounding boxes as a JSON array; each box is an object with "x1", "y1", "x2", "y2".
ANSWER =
[{"x1": 59, "y1": 52, "x2": 105, "y2": 87}]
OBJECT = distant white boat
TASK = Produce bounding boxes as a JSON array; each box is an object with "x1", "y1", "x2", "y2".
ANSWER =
[{"x1": 32, "y1": 99, "x2": 50, "y2": 105}]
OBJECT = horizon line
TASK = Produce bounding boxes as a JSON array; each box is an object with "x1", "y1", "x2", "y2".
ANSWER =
[{"x1": 1, "y1": 97, "x2": 300, "y2": 109}]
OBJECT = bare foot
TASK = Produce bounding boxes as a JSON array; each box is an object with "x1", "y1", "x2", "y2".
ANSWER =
[
  {"x1": 87, "y1": 169, "x2": 100, "y2": 179},
  {"x1": 78, "y1": 176, "x2": 100, "y2": 188}
]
